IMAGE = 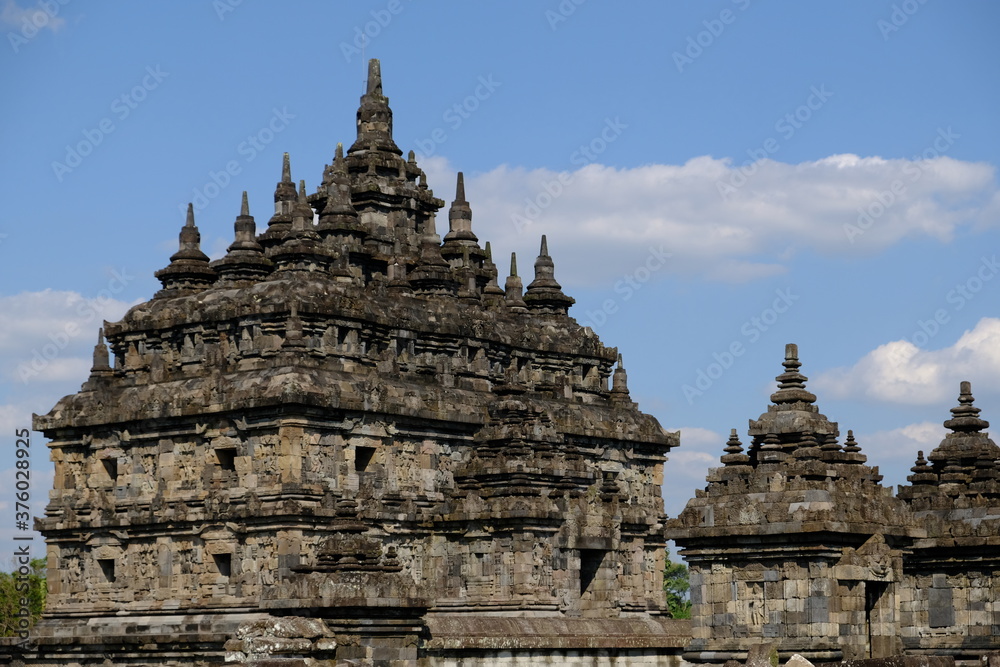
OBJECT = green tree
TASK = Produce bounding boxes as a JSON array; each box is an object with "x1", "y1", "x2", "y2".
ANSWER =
[
  {"x1": 0, "y1": 558, "x2": 47, "y2": 637},
  {"x1": 664, "y1": 549, "x2": 691, "y2": 619}
]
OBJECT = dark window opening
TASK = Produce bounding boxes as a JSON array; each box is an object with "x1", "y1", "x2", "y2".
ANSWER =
[
  {"x1": 216, "y1": 448, "x2": 237, "y2": 472},
  {"x1": 98, "y1": 558, "x2": 116, "y2": 583},
  {"x1": 579, "y1": 549, "x2": 606, "y2": 595},
  {"x1": 101, "y1": 458, "x2": 118, "y2": 481},
  {"x1": 355, "y1": 446, "x2": 376, "y2": 472},
  {"x1": 212, "y1": 553, "x2": 232, "y2": 578}
]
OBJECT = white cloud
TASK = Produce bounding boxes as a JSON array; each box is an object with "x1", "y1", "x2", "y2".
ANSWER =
[
  {"x1": 0, "y1": 290, "x2": 131, "y2": 565},
  {"x1": 0, "y1": 0, "x2": 66, "y2": 32},
  {"x1": 423, "y1": 154, "x2": 998, "y2": 286},
  {"x1": 0, "y1": 289, "x2": 134, "y2": 385},
  {"x1": 856, "y1": 421, "x2": 946, "y2": 467},
  {"x1": 662, "y1": 426, "x2": 725, "y2": 518},
  {"x1": 814, "y1": 317, "x2": 1000, "y2": 406}
]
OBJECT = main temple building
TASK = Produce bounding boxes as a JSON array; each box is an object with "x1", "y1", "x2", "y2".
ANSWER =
[{"x1": 9, "y1": 61, "x2": 1000, "y2": 666}]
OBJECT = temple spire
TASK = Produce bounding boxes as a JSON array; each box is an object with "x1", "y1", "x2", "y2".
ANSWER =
[
  {"x1": 944, "y1": 381, "x2": 989, "y2": 433},
  {"x1": 210, "y1": 192, "x2": 272, "y2": 285},
  {"x1": 407, "y1": 233, "x2": 460, "y2": 295},
  {"x1": 721, "y1": 429, "x2": 750, "y2": 466},
  {"x1": 270, "y1": 175, "x2": 337, "y2": 274},
  {"x1": 259, "y1": 152, "x2": 297, "y2": 250},
  {"x1": 318, "y1": 143, "x2": 365, "y2": 243},
  {"x1": 610, "y1": 353, "x2": 632, "y2": 404},
  {"x1": 748, "y1": 344, "x2": 840, "y2": 466},
  {"x1": 348, "y1": 58, "x2": 401, "y2": 156},
  {"x1": 442, "y1": 171, "x2": 481, "y2": 266},
  {"x1": 366, "y1": 58, "x2": 382, "y2": 95},
  {"x1": 90, "y1": 327, "x2": 112, "y2": 376},
  {"x1": 914, "y1": 380, "x2": 1000, "y2": 497},
  {"x1": 445, "y1": 172, "x2": 476, "y2": 239},
  {"x1": 154, "y1": 203, "x2": 216, "y2": 295},
  {"x1": 504, "y1": 252, "x2": 528, "y2": 312},
  {"x1": 281, "y1": 151, "x2": 291, "y2": 182},
  {"x1": 769, "y1": 343, "x2": 817, "y2": 405},
  {"x1": 480, "y1": 241, "x2": 506, "y2": 304},
  {"x1": 291, "y1": 179, "x2": 314, "y2": 233},
  {"x1": 524, "y1": 235, "x2": 574, "y2": 315}
]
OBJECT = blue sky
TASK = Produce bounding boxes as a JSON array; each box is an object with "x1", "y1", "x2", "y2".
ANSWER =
[{"x1": 1, "y1": 1, "x2": 999, "y2": 562}]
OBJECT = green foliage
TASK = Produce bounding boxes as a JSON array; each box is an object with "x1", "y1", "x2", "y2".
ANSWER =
[
  {"x1": 0, "y1": 558, "x2": 47, "y2": 637},
  {"x1": 663, "y1": 549, "x2": 691, "y2": 619}
]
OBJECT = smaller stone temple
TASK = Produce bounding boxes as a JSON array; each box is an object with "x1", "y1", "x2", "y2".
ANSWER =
[{"x1": 669, "y1": 345, "x2": 1000, "y2": 666}]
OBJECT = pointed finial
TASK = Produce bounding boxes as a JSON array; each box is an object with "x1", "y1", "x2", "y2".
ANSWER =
[
  {"x1": 504, "y1": 252, "x2": 528, "y2": 312},
  {"x1": 944, "y1": 380, "x2": 989, "y2": 433},
  {"x1": 90, "y1": 327, "x2": 112, "y2": 374},
  {"x1": 367, "y1": 58, "x2": 383, "y2": 95},
  {"x1": 210, "y1": 192, "x2": 271, "y2": 284},
  {"x1": 907, "y1": 449, "x2": 938, "y2": 486},
  {"x1": 282, "y1": 152, "x2": 291, "y2": 183},
  {"x1": 336, "y1": 142, "x2": 344, "y2": 160},
  {"x1": 154, "y1": 204, "x2": 216, "y2": 294},
  {"x1": 298, "y1": 180, "x2": 307, "y2": 203},
  {"x1": 769, "y1": 342, "x2": 816, "y2": 405},
  {"x1": 724, "y1": 429, "x2": 743, "y2": 455},
  {"x1": 485, "y1": 241, "x2": 493, "y2": 261},
  {"x1": 611, "y1": 353, "x2": 630, "y2": 400},
  {"x1": 843, "y1": 430, "x2": 862, "y2": 454},
  {"x1": 444, "y1": 170, "x2": 477, "y2": 246},
  {"x1": 524, "y1": 234, "x2": 574, "y2": 314},
  {"x1": 721, "y1": 428, "x2": 751, "y2": 466},
  {"x1": 407, "y1": 150, "x2": 416, "y2": 164}
]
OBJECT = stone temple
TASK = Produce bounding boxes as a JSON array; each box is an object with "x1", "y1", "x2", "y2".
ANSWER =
[
  {"x1": 19, "y1": 60, "x2": 684, "y2": 666},
  {"x1": 670, "y1": 346, "x2": 1000, "y2": 666},
  {"x1": 7, "y1": 60, "x2": 1000, "y2": 666}
]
